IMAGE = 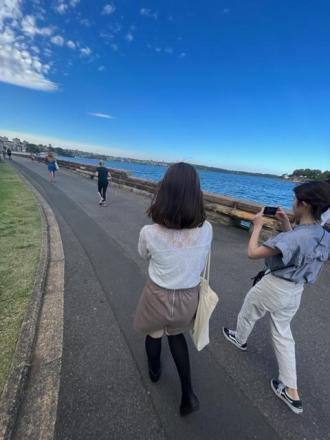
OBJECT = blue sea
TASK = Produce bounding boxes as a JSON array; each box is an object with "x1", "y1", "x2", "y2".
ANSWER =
[{"x1": 57, "y1": 155, "x2": 296, "y2": 210}]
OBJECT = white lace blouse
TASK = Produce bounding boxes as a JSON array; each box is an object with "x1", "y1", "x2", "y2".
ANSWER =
[{"x1": 138, "y1": 221, "x2": 213, "y2": 289}]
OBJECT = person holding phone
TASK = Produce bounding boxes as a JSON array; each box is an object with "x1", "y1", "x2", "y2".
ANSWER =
[{"x1": 222, "y1": 181, "x2": 330, "y2": 414}]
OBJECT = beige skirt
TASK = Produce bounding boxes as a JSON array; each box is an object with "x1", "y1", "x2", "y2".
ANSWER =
[{"x1": 133, "y1": 280, "x2": 199, "y2": 336}]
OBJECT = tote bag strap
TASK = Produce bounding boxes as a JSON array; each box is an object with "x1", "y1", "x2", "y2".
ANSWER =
[{"x1": 202, "y1": 252, "x2": 211, "y2": 283}]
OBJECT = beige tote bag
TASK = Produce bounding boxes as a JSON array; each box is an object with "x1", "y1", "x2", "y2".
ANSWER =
[{"x1": 190, "y1": 253, "x2": 219, "y2": 351}]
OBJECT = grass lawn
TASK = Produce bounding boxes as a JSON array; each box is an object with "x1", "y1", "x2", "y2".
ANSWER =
[{"x1": 0, "y1": 161, "x2": 41, "y2": 395}]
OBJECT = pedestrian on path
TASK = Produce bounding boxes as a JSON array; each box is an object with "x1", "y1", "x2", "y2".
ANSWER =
[
  {"x1": 223, "y1": 181, "x2": 330, "y2": 415},
  {"x1": 96, "y1": 160, "x2": 111, "y2": 206},
  {"x1": 7, "y1": 148, "x2": 12, "y2": 160},
  {"x1": 134, "y1": 162, "x2": 213, "y2": 416},
  {"x1": 46, "y1": 151, "x2": 57, "y2": 182}
]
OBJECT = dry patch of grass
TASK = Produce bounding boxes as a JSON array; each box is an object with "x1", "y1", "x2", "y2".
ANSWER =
[{"x1": 0, "y1": 162, "x2": 41, "y2": 394}]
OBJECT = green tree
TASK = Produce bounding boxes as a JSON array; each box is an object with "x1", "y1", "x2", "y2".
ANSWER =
[{"x1": 26, "y1": 143, "x2": 41, "y2": 154}]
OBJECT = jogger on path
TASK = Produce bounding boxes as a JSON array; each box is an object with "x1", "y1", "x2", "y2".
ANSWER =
[{"x1": 96, "y1": 160, "x2": 111, "y2": 206}]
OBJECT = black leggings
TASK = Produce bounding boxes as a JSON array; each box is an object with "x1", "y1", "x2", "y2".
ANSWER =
[{"x1": 98, "y1": 181, "x2": 108, "y2": 201}]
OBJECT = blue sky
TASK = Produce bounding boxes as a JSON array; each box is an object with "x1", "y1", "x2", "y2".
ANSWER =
[{"x1": 0, "y1": 0, "x2": 330, "y2": 174}]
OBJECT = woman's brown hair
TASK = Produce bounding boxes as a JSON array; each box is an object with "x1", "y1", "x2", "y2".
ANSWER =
[{"x1": 147, "y1": 162, "x2": 206, "y2": 229}]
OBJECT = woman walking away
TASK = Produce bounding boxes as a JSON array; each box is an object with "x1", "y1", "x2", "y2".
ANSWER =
[
  {"x1": 96, "y1": 160, "x2": 111, "y2": 206},
  {"x1": 134, "y1": 162, "x2": 213, "y2": 416},
  {"x1": 223, "y1": 181, "x2": 330, "y2": 415},
  {"x1": 47, "y1": 151, "x2": 57, "y2": 182}
]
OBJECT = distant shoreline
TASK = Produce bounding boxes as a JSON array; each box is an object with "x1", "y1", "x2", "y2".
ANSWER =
[
  {"x1": 63, "y1": 153, "x2": 285, "y2": 180},
  {"x1": 4, "y1": 134, "x2": 326, "y2": 181}
]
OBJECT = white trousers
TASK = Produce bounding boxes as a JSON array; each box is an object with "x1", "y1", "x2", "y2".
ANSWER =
[{"x1": 236, "y1": 274, "x2": 304, "y2": 389}]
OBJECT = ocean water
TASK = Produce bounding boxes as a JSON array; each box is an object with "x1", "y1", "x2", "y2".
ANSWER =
[{"x1": 58, "y1": 156, "x2": 295, "y2": 209}]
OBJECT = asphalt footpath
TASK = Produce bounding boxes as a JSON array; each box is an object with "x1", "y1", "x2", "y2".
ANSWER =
[{"x1": 13, "y1": 157, "x2": 330, "y2": 440}]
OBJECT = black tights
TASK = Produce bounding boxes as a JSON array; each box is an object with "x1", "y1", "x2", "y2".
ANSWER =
[
  {"x1": 98, "y1": 182, "x2": 108, "y2": 201},
  {"x1": 145, "y1": 333, "x2": 193, "y2": 400}
]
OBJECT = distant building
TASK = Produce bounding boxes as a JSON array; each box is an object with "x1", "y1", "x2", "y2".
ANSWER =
[{"x1": 0, "y1": 136, "x2": 27, "y2": 152}]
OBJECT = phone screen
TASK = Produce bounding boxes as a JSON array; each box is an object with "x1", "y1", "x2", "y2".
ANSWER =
[{"x1": 264, "y1": 206, "x2": 278, "y2": 216}]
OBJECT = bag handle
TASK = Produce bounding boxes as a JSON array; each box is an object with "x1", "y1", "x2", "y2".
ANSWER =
[{"x1": 202, "y1": 252, "x2": 211, "y2": 283}]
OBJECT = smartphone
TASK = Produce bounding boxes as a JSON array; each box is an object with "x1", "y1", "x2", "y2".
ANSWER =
[{"x1": 263, "y1": 206, "x2": 278, "y2": 216}]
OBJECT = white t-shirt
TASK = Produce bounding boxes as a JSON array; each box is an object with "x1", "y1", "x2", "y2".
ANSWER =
[
  {"x1": 321, "y1": 208, "x2": 330, "y2": 226},
  {"x1": 138, "y1": 221, "x2": 213, "y2": 289}
]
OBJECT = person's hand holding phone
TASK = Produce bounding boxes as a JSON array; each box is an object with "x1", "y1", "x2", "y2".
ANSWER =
[
  {"x1": 252, "y1": 209, "x2": 265, "y2": 228},
  {"x1": 275, "y1": 207, "x2": 292, "y2": 231},
  {"x1": 275, "y1": 207, "x2": 289, "y2": 221}
]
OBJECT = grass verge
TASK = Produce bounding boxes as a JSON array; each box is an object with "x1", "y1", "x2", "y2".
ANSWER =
[{"x1": 0, "y1": 162, "x2": 41, "y2": 395}]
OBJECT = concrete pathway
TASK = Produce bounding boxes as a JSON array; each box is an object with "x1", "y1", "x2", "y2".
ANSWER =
[{"x1": 14, "y1": 157, "x2": 330, "y2": 440}]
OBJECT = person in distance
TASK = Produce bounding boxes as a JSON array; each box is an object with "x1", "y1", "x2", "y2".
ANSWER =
[{"x1": 95, "y1": 160, "x2": 111, "y2": 206}]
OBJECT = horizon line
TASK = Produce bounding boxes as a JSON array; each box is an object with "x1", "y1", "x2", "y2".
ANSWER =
[{"x1": 1, "y1": 128, "x2": 325, "y2": 176}]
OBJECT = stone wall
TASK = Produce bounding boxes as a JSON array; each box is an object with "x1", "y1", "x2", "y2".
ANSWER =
[
  {"x1": 13, "y1": 152, "x2": 299, "y2": 237},
  {"x1": 55, "y1": 159, "x2": 288, "y2": 237}
]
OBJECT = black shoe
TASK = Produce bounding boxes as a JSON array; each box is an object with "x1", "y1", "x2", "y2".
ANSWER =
[
  {"x1": 180, "y1": 393, "x2": 200, "y2": 417},
  {"x1": 148, "y1": 363, "x2": 161, "y2": 383},
  {"x1": 222, "y1": 328, "x2": 247, "y2": 351},
  {"x1": 270, "y1": 379, "x2": 303, "y2": 414}
]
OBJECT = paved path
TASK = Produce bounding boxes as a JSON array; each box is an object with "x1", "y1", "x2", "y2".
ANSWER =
[{"x1": 14, "y1": 157, "x2": 330, "y2": 440}]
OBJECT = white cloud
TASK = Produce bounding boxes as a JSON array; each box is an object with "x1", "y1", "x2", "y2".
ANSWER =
[
  {"x1": 55, "y1": 0, "x2": 80, "y2": 14},
  {"x1": 56, "y1": 3, "x2": 68, "y2": 14},
  {"x1": 0, "y1": 2, "x2": 57, "y2": 91},
  {"x1": 51, "y1": 35, "x2": 64, "y2": 46},
  {"x1": 88, "y1": 112, "x2": 114, "y2": 120},
  {"x1": 140, "y1": 8, "x2": 158, "y2": 19},
  {"x1": 155, "y1": 47, "x2": 161, "y2": 53},
  {"x1": 98, "y1": 65, "x2": 105, "y2": 72},
  {"x1": 0, "y1": 0, "x2": 22, "y2": 28},
  {"x1": 0, "y1": 41, "x2": 57, "y2": 91},
  {"x1": 21, "y1": 15, "x2": 53, "y2": 37},
  {"x1": 102, "y1": 4, "x2": 115, "y2": 15},
  {"x1": 125, "y1": 32, "x2": 134, "y2": 42},
  {"x1": 179, "y1": 52, "x2": 186, "y2": 58},
  {"x1": 111, "y1": 43, "x2": 118, "y2": 52},
  {"x1": 44, "y1": 47, "x2": 52, "y2": 57},
  {"x1": 80, "y1": 46, "x2": 92, "y2": 56},
  {"x1": 66, "y1": 39, "x2": 76, "y2": 49}
]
